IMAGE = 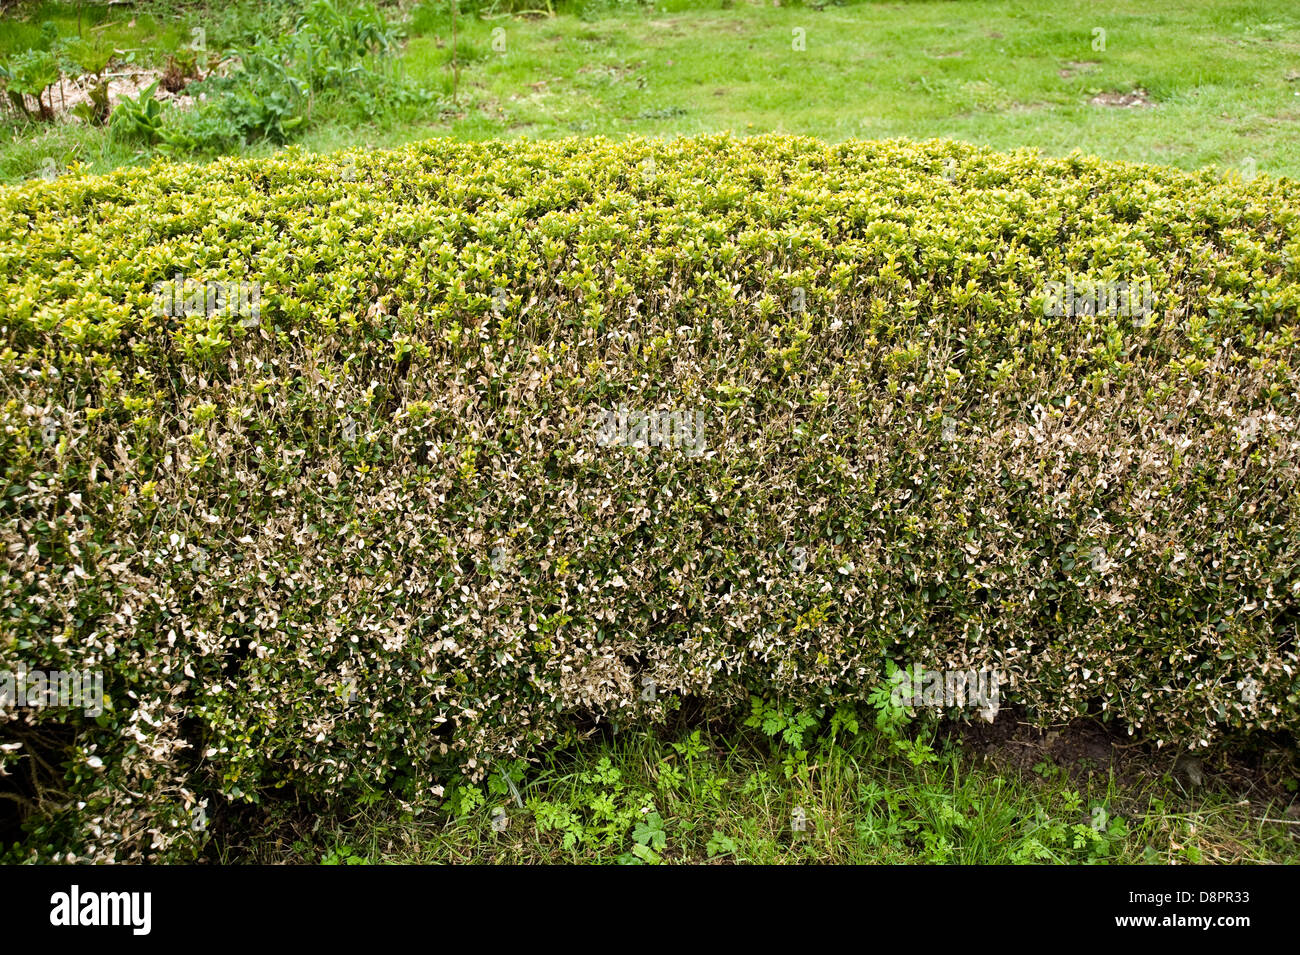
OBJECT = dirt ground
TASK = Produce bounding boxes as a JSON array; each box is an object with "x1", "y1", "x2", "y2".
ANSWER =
[
  {"x1": 36, "y1": 67, "x2": 195, "y2": 121},
  {"x1": 954, "y1": 706, "x2": 1300, "y2": 817}
]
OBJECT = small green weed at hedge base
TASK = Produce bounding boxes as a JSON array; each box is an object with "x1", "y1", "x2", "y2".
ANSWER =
[{"x1": 1, "y1": 134, "x2": 1299, "y2": 860}]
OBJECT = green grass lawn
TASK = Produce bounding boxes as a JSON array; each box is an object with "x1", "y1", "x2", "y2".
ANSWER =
[
  {"x1": 224, "y1": 716, "x2": 1300, "y2": 865},
  {"x1": 0, "y1": 1, "x2": 186, "y2": 58},
  {"x1": 387, "y1": 0, "x2": 1300, "y2": 179},
  {"x1": 2, "y1": 0, "x2": 1299, "y2": 180}
]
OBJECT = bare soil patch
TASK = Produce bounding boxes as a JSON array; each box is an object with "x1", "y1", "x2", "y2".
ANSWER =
[{"x1": 1090, "y1": 88, "x2": 1155, "y2": 108}]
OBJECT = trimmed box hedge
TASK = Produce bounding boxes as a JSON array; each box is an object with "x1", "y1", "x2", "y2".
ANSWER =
[{"x1": 2, "y1": 135, "x2": 1299, "y2": 860}]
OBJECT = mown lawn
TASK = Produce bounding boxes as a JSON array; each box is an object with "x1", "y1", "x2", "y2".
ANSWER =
[
  {"x1": 391, "y1": 0, "x2": 1300, "y2": 178},
  {"x1": 2, "y1": 0, "x2": 1299, "y2": 179}
]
